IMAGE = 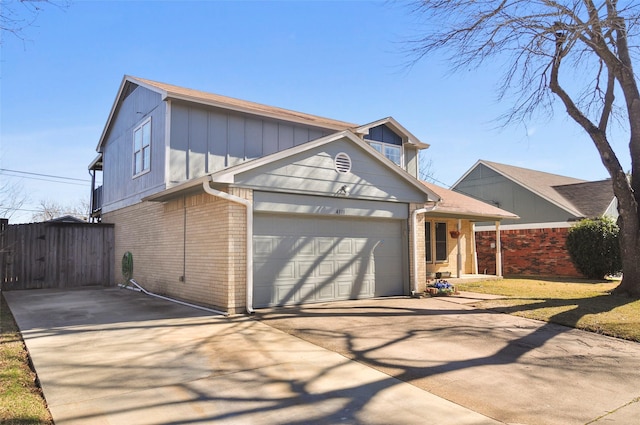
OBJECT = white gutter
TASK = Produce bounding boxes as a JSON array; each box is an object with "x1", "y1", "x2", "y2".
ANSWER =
[
  {"x1": 411, "y1": 203, "x2": 438, "y2": 295},
  {"x1": 202, "y1": 178, "x2": 255, "y2": 314},
  {"x1": 120, "y1": 279, "x2": 228, "y2": 316}
]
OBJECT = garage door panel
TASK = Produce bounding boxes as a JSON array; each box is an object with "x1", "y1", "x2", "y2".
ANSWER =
[
  {"x1": 337, "y1": 239, "x2": 353, "y2": 254},
  {"x1": 297, "y1": 239, "x2": 315, "y2": 256},
  {"x1": 316, "y1": 238, "x2": 334, "y2": 255},
  {"x1": 337, "y1": 281, "x2": 354, "y2": 297},
  {"x1": 317, "y1": 261, "x2": 334, "y2": 277},
  {"x1": 297, "y1": 260, "x2": 317, "y2": 278},
  {"x1": 298, "y1": 283, "x2": 318, "y2": 301},
  {"x1": 275, "y1": 285, "x2": 298, "y2": 304},
  {"x1": 254, "y1": 214, "x2": 405, "y2": 308},
  {"x1": 317, "y1": 283, "x2": 335, "y2": 299}
]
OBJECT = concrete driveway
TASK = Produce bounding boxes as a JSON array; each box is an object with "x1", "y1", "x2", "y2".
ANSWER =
[
  {"x1": 4, "y1": 288, "x2": 500, "y2": 425},
  {"x1": 256, "y1": 295, "x2": 640, "y2": 425}
]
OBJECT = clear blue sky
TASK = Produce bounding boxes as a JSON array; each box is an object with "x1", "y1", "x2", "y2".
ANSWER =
[{"x1": 1, "y1": 0, "x2": 629, "y2": 223}]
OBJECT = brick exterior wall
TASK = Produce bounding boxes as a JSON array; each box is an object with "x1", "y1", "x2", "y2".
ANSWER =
[
  {"x1": 476, "y1": 227, "x2": 583, "y2": 277},
  {"x1": 103, "y1": 188, "x2": 251, "y2": 314},
  {"x1": 409, "y1": 203, "x2": 426, "y2": 293}
]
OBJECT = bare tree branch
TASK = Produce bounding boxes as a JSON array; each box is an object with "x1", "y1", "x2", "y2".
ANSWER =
[{"x1": 407, "y1": 0, "x2": 640, "y2": 296}]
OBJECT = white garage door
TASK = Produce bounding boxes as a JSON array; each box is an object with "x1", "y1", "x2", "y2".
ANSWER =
[{"x1": 253, "y1": 214, "x2": 405, "y2": 308}]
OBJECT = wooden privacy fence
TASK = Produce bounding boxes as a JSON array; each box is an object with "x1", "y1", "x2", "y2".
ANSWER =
[{"x1": 0, "y1": 220, "x2": 115, "y2": 290}]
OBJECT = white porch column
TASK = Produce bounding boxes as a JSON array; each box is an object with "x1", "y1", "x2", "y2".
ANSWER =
[
  {"x1": 456, "y1": 219, "x2": 462, "y2": 278},
  {"x1": 495, "y1": 221, "x2": 502, "y2": 277},
  {"x1": 471, "y1": 222, "x2": 478, "y2": 274}
]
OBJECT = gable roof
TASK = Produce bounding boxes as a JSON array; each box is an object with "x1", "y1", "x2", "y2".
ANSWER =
[
  {"x1": 422, "y1": 181, "x2": 519, "y2": 221},
  {"x1": 132, "y1": 76, "x2": 358, "y2": 130},
  {"x1": 452, "y1": 160, "x2": 615, "y2": 219},
  {"x1": 355, "y1": 117, "x2": 430, "y2": 149},
  {"x1": 552, "y1": 179, "x2": 615, "y2": 218},
  {"x1": 96, "y1": 75, "x2": 357, "y2": 151},
  {"x1": 97, "y1": 76, "x2": 432, "y2": 153},
  {"x1": 145, "y1": 130, "x2": 441, "y2": 203},
  {"x1": 454, "y1": 160, "x2": 586, "y2": 217}
]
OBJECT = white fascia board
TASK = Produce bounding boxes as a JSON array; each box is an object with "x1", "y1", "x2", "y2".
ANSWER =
[
  {"x1": 475, "y1": 221, "x2": 574, "y2": 231},
  {"x1": 88, "y1": 154, "x2": 103, "y2": 170},
  {"x1": 95, "y1": 75, "x2": 168, "y2": 152},
  {"x1": 603, "y1": 197, "x2": 619, "y2": 218},
  {"x1": 95, "y1": 75, "x2": 130, "y2": 152},
  {"x1": 450, "y1": 159, "x2": 484, "y2": 189}
]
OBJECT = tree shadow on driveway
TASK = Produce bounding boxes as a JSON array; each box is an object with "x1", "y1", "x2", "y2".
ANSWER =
[{"x1": 256, "y1": 296, "x2": 640, "y2": 425}]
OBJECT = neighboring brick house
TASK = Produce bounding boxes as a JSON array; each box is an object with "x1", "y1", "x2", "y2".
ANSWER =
[
  {"x1": 88, "y1": 76, "x2": 516, "y2": 313},
  {"x1": 452, "y1": 160, "x2": 618, "y2": 277}
]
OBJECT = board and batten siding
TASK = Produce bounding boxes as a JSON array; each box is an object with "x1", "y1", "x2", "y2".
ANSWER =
[
  {"x1": 168, "y1": 101, "x2": 332, "y2": 183},
  {"x1": 404, "y1": 148, "x2": 419, "y2": 178},
  {"x1": 101, "y1": 85, "x2": 167, "y2": 213},
  {"x1": 454, "y1": 164, "x2": 577, "y2": 225},
  {"x1": 235, "y1": 138, "x2": 429, "y2": 204}
]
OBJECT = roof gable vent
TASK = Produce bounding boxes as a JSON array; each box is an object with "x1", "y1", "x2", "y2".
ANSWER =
[{"x1": 334, "y1": 152, "x2": 352, "y2": 174}]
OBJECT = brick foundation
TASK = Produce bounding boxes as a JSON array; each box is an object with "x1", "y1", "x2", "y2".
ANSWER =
[{"x1": 476, "y1": 227, "x2": 583, "y2": 277}]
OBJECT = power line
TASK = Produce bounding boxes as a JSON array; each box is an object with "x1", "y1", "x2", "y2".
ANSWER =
[
  {"x1": 0, "y1": 168, "x2": 95, "y2": 187},
  {"x1": 0, "y1": 168, "x2": 91, "y2": 183}
]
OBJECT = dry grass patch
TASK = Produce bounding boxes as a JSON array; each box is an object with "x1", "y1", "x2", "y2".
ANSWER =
[
  {"x1": 0, "y1": 294, "x2": 53, "y2": 425},
  {"x1": 457, "y1": 278, "x2": 640, "y2": 342}
]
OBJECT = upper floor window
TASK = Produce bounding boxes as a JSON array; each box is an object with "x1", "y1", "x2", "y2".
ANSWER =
[
  {"x1": 369, "y1": 141, "x2": 402, "y2": 166},
  {"x1": 133, "y1": 118, "x2": 151, "y2": 176}
]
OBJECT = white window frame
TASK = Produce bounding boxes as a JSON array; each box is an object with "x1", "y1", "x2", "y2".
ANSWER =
[
  {"x1": 133, "y1": 117, "x2": 151, "y2": 177},
  {"x1": 368, "y1": 141, "x2": 403, "y2": 166},
  {"x1": 425, "y1": 220, "x2": 448, "y2": 263}
]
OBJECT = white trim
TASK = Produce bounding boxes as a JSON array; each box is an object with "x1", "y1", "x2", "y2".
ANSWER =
[
  {"x1": 334, "y1": 152, "x2": 352, "y2": 174},
  {"x1": 132, "y1": 117, "x2": 152, "y2": 178},
  {"x1": 495, "y1": 221, "x2": 502, "y2": 277},
  {"x1": 164, "y1": 99, "x2": 172, "y2": 186},
  {"x1": 475, "y1": 221, "x2": 574, "y2": 231},
  {"x1": 411, "y1": 203, "x2": 438, "y2": 294},
  {"x1": 450, "y1": 159, "x2": 482, "y2": 189},
  {"x1": 355, "y1": 117, "x2": 430, "y2": 149},
  {"x1": 367, "y1": 140, "x2": 404, "y2": 167}
]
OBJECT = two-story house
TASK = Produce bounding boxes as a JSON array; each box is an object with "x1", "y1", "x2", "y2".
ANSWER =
[{"x1": 89, "y1": 76, "x2": 516, "y2": 314}]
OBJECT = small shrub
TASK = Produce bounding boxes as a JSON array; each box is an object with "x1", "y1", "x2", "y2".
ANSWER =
[{"x1": 566, "y1": 217, "x2": 622, "y2": 279}]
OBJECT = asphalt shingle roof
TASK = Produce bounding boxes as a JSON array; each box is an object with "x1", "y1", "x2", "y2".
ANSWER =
[
  {"x1": 130, "y1": 76, "x2": 358, "y2": 131},
  {"x1": 477, "y1": 160, "x2": 614, "y2": 219},
  {"x1": 422, "y1": 181, "x2": 519, "y2": 220},
  {"x1": 552, "y1": 179, "x2": 615, "y2": 218}
]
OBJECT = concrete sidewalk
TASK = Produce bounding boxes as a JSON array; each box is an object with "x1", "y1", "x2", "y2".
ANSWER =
[{"x1": 4, "y1": 288, "x2": 501, "y2": 425}]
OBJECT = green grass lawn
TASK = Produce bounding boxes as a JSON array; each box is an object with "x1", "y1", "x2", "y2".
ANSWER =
[
  {"x1": 0, "y1": 294, "x2": 53, "y2": 425},
  {"x1": 457, "y1": 278, "x2": 640, "y2": 342}
]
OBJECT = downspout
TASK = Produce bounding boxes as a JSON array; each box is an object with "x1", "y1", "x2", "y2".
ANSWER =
[
  {"x1": 203, "y1": 178, "x2": 254, "y2": 314},
  {"x1": 121, "y1": 279, "x2": 228, "y2": 316},
  {"x1": 411, "y1": 203, "x2": 438, "y2": 295},
  {"x1": 88, "y1": 169, "x2": 96, "y2": 223}
]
